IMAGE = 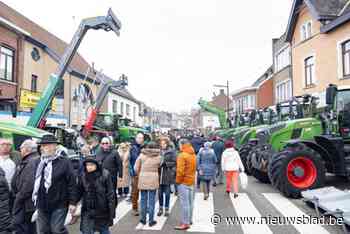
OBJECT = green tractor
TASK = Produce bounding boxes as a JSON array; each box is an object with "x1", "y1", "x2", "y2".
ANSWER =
[
  {"x1": 268, "y1": 84, "x2": 350, "y2": 198},
  {"x1": 241, "y1": 95, "x2": 320, "y2": 179},
  {"x1": 0, "y1": 121, "x2": 53, "y2": 150},
  {"x1": 93, "y1": 113, "x2": 151, "y2": 143},
  {"x1": 232, "y1": 108, "x2": 276, "y2": 149}
]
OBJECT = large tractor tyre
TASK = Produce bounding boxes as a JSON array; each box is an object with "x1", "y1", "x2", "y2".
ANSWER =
[
  {"x1": 268, "y1": 149, "x2": 325, "y2": 198},
  {"x1": 239, "y1": 144, "x2": 254, "y2": 175},
  {"x1": 248, "y1": 145, "x2": 271, "y2": 184}
]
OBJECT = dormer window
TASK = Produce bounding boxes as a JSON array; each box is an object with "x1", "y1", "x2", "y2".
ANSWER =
[{"x1": 301, "y1": 21, "x2": 312, "y2": 41}]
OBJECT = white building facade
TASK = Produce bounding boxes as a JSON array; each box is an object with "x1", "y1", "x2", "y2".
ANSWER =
[{"x1": 107, "y1": 89, "x2": 142, "y2": 127}]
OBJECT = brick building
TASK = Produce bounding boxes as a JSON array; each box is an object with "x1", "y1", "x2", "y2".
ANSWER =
[{"x1": 0, "y1": 2, "x2": 143, "y2": 128}]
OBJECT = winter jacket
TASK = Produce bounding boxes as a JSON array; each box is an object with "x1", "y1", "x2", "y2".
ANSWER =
[
  {"x1": 0, "y1": 168, "x2": 11, "y2": 233},
  {"x1": 34, "y1": 156, "x2": 78, "y2": 212},
  {"x1": 11, "y1": 152, "x2": 39, "y2": 220},
  {"x1": 197, "y1": 148, "x2": 217, "y2": 181},
  {"x1": 129, "y1": 143, "x2": 143, "y2": 177},
  {"x1": 176, "y1": 144, "x2": 196, "y2": 186},
  {"x1": 10, "y1": 151, "x2": 21, "y2": 166},
  {"x1": 96, "y1": 148, "x2": 123, "y2": 187},
  {"x1": 117, "y1": 148, "x2": 130, "y2": 188},
  {"x1": 212, "y1": 140, "x2": 225, "y2": 164},
  {"x1": 134, "y1": 148, "x2": 161, "y2": 190},
  {"x1": 77, "y1": 164, "x2": 116, "y2": 228},
  {"x1": 221, "y1": 148, "x2": 245, "y2": 172},
  {"x1": 159, "y1": 148, "x2": 177, "y2": 185},
  {"x1": 191, "y1": 137, "x2": 204, "y2": 154}
]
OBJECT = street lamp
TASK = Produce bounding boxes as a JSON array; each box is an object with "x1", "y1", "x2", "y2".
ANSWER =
[{"x1": 214, "y1": 80, "x2": 231, "y2": 127}]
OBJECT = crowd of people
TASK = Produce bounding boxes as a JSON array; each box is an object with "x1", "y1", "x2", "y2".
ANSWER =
[{"x1": 0, "y1": 131, "x2": 245, "y2": 234}]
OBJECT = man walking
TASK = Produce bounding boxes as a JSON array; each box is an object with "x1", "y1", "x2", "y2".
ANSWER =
[
  {"x1": 11, "y1": 140, "x2": 40, "y2": 234},
  {"x1": 128, "y1": 133, "x2": 145, "y2": 216},
  {"x1": 32, "y1": 135, "x2": 78, "y2": 234},
  {"x1": 95, "y1": 137, "x2": 123, "y2": 203},
  {"x1": 212, "y1": 136, "x2": 225, "y2": 185},
  {"x1": 174, "y1": 139, "x2": 196, "y2": 230}
]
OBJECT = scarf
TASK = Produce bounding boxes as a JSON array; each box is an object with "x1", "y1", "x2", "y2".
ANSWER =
[{"x1": 32, "y1": 154, "x2": 60, "y2": 206}]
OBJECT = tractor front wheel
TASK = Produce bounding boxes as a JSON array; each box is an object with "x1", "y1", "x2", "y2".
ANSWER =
[
  {"x1": 249, "y1": 146, "x2": 271, "y2": 183},
  {"x1": 239, "y1": 144, "x2": 255, "y2": 175},
  {"x1": 268, "y1": 148, "x2": 325, "y2": 198}
]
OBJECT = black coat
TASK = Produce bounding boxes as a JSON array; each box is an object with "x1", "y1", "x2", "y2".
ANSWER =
[
  {"x1": 95, "y1": 148, "x2": 123, "y2": 187},
  {"x1": 35, "y1": 156, "x2": 78, "y2": 212},
  {"x1": 78, "y1": 168, "x2": 116, "y2": 228},
  {"x1": 212, "y1": 140, "x2": 225, "y2": 164},
  {"x1": 159, "y1": 148, "x2": 177, "y2": 185},
  {"x1": 11, "y1": 152, "x2": 39, "y2": 220},
  {"x1": 0, "y1": 168, "x2": 11, "y2": 233}
]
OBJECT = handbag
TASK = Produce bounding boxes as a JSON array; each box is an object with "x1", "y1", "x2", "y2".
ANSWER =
[{"x1": 239, "y1": 172, "x2": 248, "y2": 189}]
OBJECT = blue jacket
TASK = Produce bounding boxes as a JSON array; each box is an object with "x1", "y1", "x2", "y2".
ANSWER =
[
  {"x1": 129, "y1": 143, "x2": 143, "y2": 177},
  {"x1": 197, "y1": 148, "x2": 217, "y2": 181},
  {"x1": 212, "y1": 140, "x2": 225, "y2": 164}
]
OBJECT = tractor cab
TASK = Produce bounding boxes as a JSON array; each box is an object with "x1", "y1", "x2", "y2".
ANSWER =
[
  {"x1": 44, "y1": 126, "x2": 79, "y2": 151},
  {"x1": 330, "y1": 86, "x2": 350, "y2": 139}
]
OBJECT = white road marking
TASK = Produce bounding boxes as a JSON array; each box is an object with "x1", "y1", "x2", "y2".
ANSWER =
[
  {"x1": 141, "y1": 194, "x2": 178, "y2": 230},
  {"x1": 263, "y1": 193, "x2": 330, "y2": 234},
  {"x1": 187, "y1": 193, "x2": 215, "y2": 233},
  {"x1": 230, "y1": 193, "x2": 272, "y2": 234},
  {"x1": 114, "y1": 199, "x2": 132, "y2": 225}
]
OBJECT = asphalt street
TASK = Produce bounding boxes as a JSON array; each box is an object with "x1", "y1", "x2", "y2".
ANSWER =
[{"x1": 67, "y1": 174, "x2": 349, "y2": 234}]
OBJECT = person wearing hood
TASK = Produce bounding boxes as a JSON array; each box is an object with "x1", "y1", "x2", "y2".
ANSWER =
[
  {"x1": 174, "y1": 139, "x2": 196, "y2": 230},
  {"x1": 77, "y1": 156, "x2": 116, "y2": 234},
  {"x1": 11, "y1": 140, "x2": 39, "y2": 234},
  {"x1": 0, "y1": 167, "x2": 11, "y2": 234},
  {"x1": 95, "y1": 137, "x2": 123, "y2": 202},
  {"x1": 157, "y1": 137, "x2": 176, "y2": 217},
  {"x1": 197, "y1": 142, "x2": 217, "y2": 200},
  {"x1": 134, "y1": 142, "x2": 161, "y2": 229},
  {"x1": 221, "y1": 140, "x2": 245, "y2": 198}
]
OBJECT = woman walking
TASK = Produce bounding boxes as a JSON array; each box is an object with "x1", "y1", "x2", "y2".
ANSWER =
[
  {"x1": 221, "y1": 140, "x2": 245, "y2": 198},
  {"x1": 134, "y1": 142, "x2": 161, "y2": 228},
  {"x1": 77, "y1": 156, "x2": 116, "y2": 234},
  {"x1": 197, "y1": 142, "x2": 217, "y2": 200},
  {"x1": 157, "y1": 137, "x2": 176, "y2": 217},
  {"x1": 117, "y1": 142, "x2": 130, "y2": 198}
]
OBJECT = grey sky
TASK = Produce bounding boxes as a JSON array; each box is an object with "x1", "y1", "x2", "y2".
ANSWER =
[{"x1": 4, "y1": 0, "x2": 293, "y2": 113}]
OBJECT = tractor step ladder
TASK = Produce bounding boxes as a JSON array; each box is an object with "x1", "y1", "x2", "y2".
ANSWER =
[{"x1": 301, "y1": 186, "x2": 350, "y2": 233}]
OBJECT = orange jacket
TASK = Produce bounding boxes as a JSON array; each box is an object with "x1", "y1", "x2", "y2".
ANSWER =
[{"x1": 176, "y1": 144, "x2": 196, "y2": 186}]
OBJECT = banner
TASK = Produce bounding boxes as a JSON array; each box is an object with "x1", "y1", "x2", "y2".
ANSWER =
[{"x1": 19, "y1": 89, "x2": 57, "y2": 112}]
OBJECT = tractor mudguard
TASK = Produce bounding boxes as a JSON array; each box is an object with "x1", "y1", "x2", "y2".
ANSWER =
[{"x1": 284, "y1": 139, "x2": 335, "y2": 173}]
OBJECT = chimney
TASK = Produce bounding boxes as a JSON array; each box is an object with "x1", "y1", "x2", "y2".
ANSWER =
[{"x1": 220, "y1": 89, "x2": 225, "y2": 95}]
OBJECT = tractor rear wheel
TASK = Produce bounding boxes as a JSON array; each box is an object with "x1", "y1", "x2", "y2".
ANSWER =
[
  {"x1": 239, "y1": 144, "x2": 255, "y2": 175},
  {"x1": 268, "y1": 148, "x2": 325, "y2": 198}
]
